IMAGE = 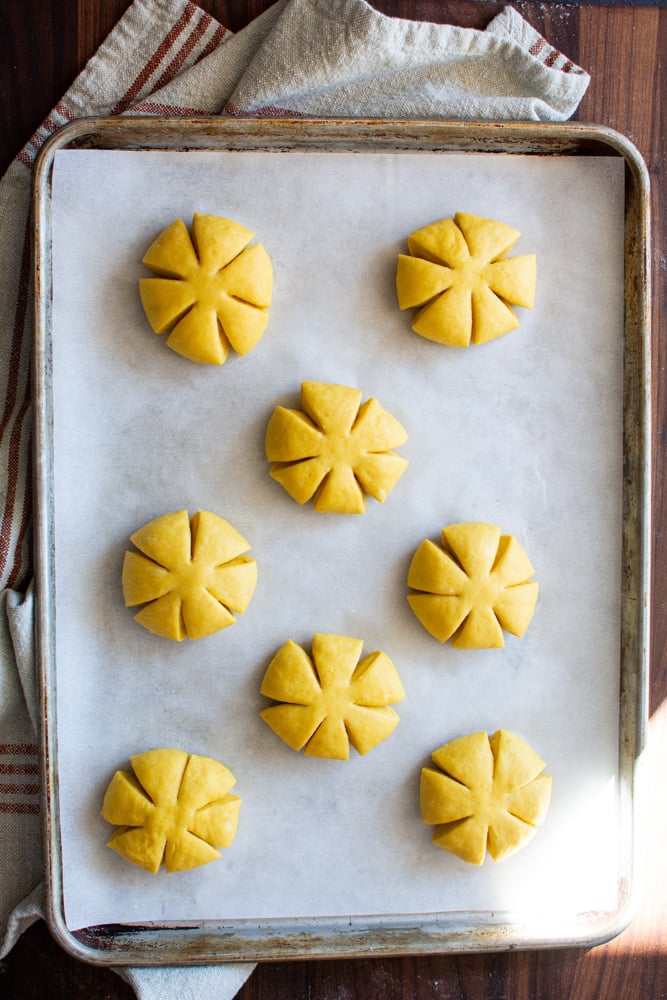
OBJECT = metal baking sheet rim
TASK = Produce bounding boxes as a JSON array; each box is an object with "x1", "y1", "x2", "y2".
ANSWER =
[{"x1": 31, "y1": 117, "x2": 651, "y2": 966}]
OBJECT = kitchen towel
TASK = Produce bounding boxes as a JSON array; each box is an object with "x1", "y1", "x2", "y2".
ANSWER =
[{"x1": 0, "y1": 1, "x2": 588, "y2": 997}]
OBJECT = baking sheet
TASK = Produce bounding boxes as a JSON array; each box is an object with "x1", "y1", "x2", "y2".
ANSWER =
[{"x1": 48, "y1": 146, "x2": 625, "y2": 933}]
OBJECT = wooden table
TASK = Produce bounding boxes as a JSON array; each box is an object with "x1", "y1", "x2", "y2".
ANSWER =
[{"x1": 2, "y1": 2, "x2": 665, "y2": 997}]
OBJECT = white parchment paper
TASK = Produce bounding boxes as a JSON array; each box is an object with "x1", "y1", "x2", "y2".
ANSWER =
[{"x1": 50, "y1": 148, "x2": 625, "y2": 931}]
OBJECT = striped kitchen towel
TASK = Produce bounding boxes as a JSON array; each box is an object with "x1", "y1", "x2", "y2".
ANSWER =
[
  {"x1": 0, "y1": 744, "x2": 39, "y2": 819},
  {"x1": 0, "y1": 1, "x2": 589, "y2": 997}
]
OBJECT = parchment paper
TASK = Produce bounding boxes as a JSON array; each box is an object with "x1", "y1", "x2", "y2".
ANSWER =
[{"x1": 50, "y1": 147, "x2": 625, "y2": 931}]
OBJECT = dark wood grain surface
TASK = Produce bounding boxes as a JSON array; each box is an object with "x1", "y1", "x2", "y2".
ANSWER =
[{"x1": 1, "y1": 1, "x2": 665, "y2": 997}]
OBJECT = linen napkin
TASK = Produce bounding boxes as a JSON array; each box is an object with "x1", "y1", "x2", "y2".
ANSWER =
[{"x1": 0, "y1": 0, "x2": 588, "y2": 996}]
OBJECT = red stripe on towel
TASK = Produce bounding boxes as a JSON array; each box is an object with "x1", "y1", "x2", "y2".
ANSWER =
[
  {"x1": 0, "y1": 782, "x2": 39, "y2": 796},
  {"x1": 111, "y1": 2, "x2": 198, "y2": 114},
  {"x1": 54, "y1": 101, "x2": 75, "y2": 121},
  {"x1": 0, "y1": 762, "x2": 39, "y2": 775},
  {"x1": 151, "y1": 9, "x2": 212, "y2": 93},
  {"x1": 13, "y1": 102, "x2": 76, "y2": 167},
  {"x1": 129, "y1": 102, "x2": 209, "y2": 116},
  {"x1": 198, "y1": 24, "x2": 228, "y2": 62},
  {"x1": 0, "y1": 802, "x2": 40, "y2": 815}
]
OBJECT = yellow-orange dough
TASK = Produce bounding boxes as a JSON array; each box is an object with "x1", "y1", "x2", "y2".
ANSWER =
[
  {"x1": 265, "y1": 381, "x2": 408, "y2": 514},
  {"x1": 122, "y1": 509, "x2": 257, "y2": 641},
  {"x1": 396, "y1": 212, "x2": 536, "y2": 346},
  {"x1": 420, "y1": 730, "x2": 552, "y2": 864},
  {"x1": 260, "y1": 633, "x2": 406, "y2": 759},
  {"x1": 139, "y1": 212, "x2": 273, "y2": 364},
  {"x1": 101, "y1": 748, "x2": 241, "y2": 873},
  {"x1": 407, "y1": 522, "x2": 538, "y2": 648}
]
